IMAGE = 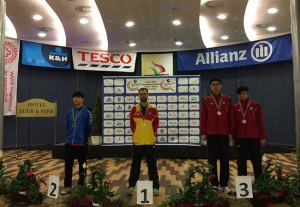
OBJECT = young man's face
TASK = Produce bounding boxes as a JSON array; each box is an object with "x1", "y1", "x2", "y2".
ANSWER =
[
  {"x1": 138, "y1": 90, "x2": 149, "y2": 103},
  {"x1": 238, "y1": 91, "x2": 250, "y2": 101},
  {"x1": 73, "y1": 96, "x2": 84, "y2": 106},
  {"x1": 210, "y1": 81, "x2": 222, "y2": 94}
]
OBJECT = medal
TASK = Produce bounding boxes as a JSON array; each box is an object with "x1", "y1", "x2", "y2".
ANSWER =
[
  {"x1": 239, "y1": 99, "x2": 251, "y2": 125},
  {"x1": 211, "y1": 94, "x2": 223, "y2": 116},
  {"x1": 72, "y1": 107, "x2": 84, "y2": 128},
  {"x1": 141, "y1": 122, "x2": 145, "y2": 127}
]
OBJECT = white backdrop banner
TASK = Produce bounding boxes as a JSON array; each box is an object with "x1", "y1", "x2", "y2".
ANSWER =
[
  {"x1": 72, "y1": 48, "x2": 137, "y2": 72},
  {"x1": 4, "y1": 38, "x2": 20, "y2": 116},
  {"x1": 102, "y1": 75, "x2": 201, "y2": 146}
]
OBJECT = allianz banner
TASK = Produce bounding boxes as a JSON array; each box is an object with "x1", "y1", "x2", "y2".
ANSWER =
[
  {"x1": 177, "y1": 34, "x2": 292, "y2": 71},
  {"x1": 22, "y1": 41, "x2": 71, "y2": 69},
  {"x1": 72, "y1": 48, "x2": 136, "y2": 72}
]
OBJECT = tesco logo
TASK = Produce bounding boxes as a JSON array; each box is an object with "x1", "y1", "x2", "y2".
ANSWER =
[{"x1": 77, "y1": 51, "x2": 133, "y2": 64}]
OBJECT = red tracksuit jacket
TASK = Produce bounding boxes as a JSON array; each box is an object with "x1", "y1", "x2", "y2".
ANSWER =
[
  {"x1": 233, "y1": 100, "x2": 266, "y2": 139},
  {"x1": 200, "y1": 94, "x2": 235, "y2": 135}
]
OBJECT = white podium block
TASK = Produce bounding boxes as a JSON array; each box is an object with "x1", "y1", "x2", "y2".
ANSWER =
[
  {"x1": 47, "y1": 175, "x2": 60, "y2": 198},
  {"x1": 137, "y1": 180, "x2": 153, "y2": 205},
  {"x1": 236, "y1": 176, "x2": 253, "y2": 198}
]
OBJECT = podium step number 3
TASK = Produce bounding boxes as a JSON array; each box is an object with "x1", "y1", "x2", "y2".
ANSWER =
[
  {"x1": 235, "y1": 176, "x2": 253, "y2": 198},
  {"x1": 47, "y1": 175, "x2": 60, "y2": 199},
  {"x1": 137, "y1": 180, "x2": 153, "y2": 205}
]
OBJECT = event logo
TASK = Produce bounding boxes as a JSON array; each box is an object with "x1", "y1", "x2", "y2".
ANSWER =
[
  {"x1": 147, "y1": 61, "x2": 166, "y2": 75},
  {"x1": 41, "y1": 45, "x2": 70, "y2": 67},
  {"x1": 160, "y1": 79, "x2": 174, "y2": 91},
  {"x1": 126, "y1": 80, "x2": 139, "y2": 91},
  {"x1": 251, "y1": 41, "x2": 273, "y2": 62},
  {"x1": 5, "y1": 41, "x2": 18, "y2": 65}
]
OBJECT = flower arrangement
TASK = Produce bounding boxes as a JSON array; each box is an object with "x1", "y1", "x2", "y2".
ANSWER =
[
  {"x1": 0, "y1": 150, "x2": 10, "y2": 195},
  {"x1": 159, "y1": 164, "x2": 230, "y2": 207},
  {"x1": 68, "y1": 163, "x2": 128, "y2": 207},
  {"x1": 8, "y1": 159, "x2": 46, "y2": 204}
]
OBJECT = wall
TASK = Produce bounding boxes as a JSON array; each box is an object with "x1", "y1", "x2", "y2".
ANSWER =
[{"x1": 3, "y1": 53, "x2": 295, "y2": 148}]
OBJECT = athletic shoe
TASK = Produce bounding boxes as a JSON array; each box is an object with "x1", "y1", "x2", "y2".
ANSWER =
[
  {"x1": 222, "y1": 186, "x2": 231, "y2": 194},
  {"x1": 127, "y1": 187, "x2": 135, "y2": 195},
  {"x1": 60, "y1": 187, "x2": 72, "y2": 195},
  {"x1": 153, "y1": 188, "x2": 160, "y2": 196}
]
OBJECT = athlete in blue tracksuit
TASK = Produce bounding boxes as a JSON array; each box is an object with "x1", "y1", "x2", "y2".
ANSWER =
[{"x1": 61, "y1": 91, "x2": 93, "y2": 194}]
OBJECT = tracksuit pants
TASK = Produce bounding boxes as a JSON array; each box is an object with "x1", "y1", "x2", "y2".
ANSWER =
[
  {"x1": 128, "y1": 145, "x2": 160, "y2": 189},
  {"x1": 64, "y1": 143, "x2": 88, "y2": 187},
  {"x1": 235, "y1": 138, "x2": 262, "y2": 179},
  {"x1": 207, "y1": 135, "x2": 229, "y2": 187}
]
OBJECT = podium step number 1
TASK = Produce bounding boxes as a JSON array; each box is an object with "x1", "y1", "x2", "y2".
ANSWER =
[
  {"x1": 47, "y1": 175, "x2": 60, "y2": 199},
  {"x1": 137, "y1": 180, "x2": 153, "y2": 205},
  {"x1": 235, "y1": 176, "x2": 253, "y2": 198}
]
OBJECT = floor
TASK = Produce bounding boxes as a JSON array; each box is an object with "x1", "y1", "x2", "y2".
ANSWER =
[{"x1": 0, "y1": 148, "x2": 297, "y2": 207}]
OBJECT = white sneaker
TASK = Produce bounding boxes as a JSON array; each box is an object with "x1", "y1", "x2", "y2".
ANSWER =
[
  {"x1": 222, "y1": 186, "x2": 231, "y2": 194},
  {"x1": 127, "y1": 187, "x2": 135, "y2": 195},
  {"x1": 60, "y1": 187, "x2": 72, "y2": 195},
  {"x1": 153, "y1": 188, "x2": 159, "y2": 196}
]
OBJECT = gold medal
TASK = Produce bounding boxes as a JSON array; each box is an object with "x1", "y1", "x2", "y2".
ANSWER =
[
  {"x1": 217, "y1": 111, "x2": 222, "y2": 116},
  {"x1": 239, "y1": 99, "x2": 251, "y2": 125}
]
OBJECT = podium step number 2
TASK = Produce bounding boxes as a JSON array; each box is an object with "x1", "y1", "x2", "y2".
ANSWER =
[
  {"x1": 137, "y1": 180, "x2": 153, "y2": 205},
  {"x1": 235, "y1": 176, "x2": 253, "y2": 198},
  {"x1": 47, "y1": 175, "x2": 60, "y2": 199}
]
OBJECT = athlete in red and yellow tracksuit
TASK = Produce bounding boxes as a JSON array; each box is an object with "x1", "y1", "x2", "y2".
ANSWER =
[
  {"x1": 200, "y1": 79, "x2": 235, "y2": 191},
  {"x1": 234, "y1": 86, "x2": 266, "y2": 179},
  {"x1": 128, "y1": 88, "x2": 160, "y2": 195}
]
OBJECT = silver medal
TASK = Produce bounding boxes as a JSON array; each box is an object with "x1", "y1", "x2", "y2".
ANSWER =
[
  {"x1": 217, "y1": 111, "x2": 222, "y2": 116},
  {"x1": 242, "y1": 119, "x2": 247, "y2": 124}
]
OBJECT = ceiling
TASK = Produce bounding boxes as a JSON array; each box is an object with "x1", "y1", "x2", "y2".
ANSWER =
[{"x1": 4, "y1": 0, "x2": 291, "y2": 52}]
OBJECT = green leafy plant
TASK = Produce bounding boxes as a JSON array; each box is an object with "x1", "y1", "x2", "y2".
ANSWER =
[
  {"x1": 87, "y1": 164, "x2": 116, "y2": 206},
  {"x1": 159, "y1": 165, "x2": 229, "y2": 207},
  {"x1": 8, "y1": 159, "x2": 46, "y2": 204},
  {"x1": 91, "y1": 92, "x2": 102, "y2": 136},
  {"x1": 0, "y1": 154, "x2": 11, "y2": 195}
]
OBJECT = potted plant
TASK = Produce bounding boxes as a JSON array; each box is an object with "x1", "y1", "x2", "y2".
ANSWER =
[
  {"x1": 67, "y1": 183, "x2": 92, "y2": 207},
  {"x1": 252, "y1": 156, "x2": 282, "y2": 207},
  {"x1": 8, "y1": 159, "x2": 45, "y2": 204},
  {"x1": 0, "y1": 151, "x2": 11, "y2": 195},
  {"x1": 91, "y1": 92, "x2": 102, "y2": 145},
  {"x1": 159, "y1": 165, "x2": 229, "y2": 207},
  {"x1": 87, "y1": 164, "x2": 116, "y2": 206}
]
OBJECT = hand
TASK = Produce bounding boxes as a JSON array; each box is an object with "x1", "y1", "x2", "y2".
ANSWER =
[
  {"x1": 201, "y1": 135, "x2": 207, "y2": 141},
  {"x1": 260, "y1": 139, "x2": 266, "y2": 148},
  {"x1": 229, "y1": 134, "x2": 233, "y2": 140}
]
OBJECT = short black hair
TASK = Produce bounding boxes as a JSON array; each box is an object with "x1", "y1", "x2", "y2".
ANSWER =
[
  {"x1": 72, "y1": 91, "x2": 84, "y2": 98},
  {"x1": 138, "y1": 88, "x2": 148, "y2": 94},
  {"x1": 236, "y1": 86, "x2": 249, "y2": 94},
  {"x1": 210, "y1": 78, "x2": 222, "y2": 85}
]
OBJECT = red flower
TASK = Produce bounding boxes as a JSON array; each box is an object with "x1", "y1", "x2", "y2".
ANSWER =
[
  {"x1": 27, "y1": 170, "x2": 33, "y2": 177},
  {"x1": 281, "y1": 170, "x2": 289, "y2": 175},
  {"x1": 258, "y1": 194, "x2": 270, "y2": 200},
  {"x1": 209, "y1": 174, "x2": 215, "y2": 181},
  {"x1": 276, "y1": 190, "x2": 285, "y2": 197},
  {"x1": 105, "y1": 180, "x2": 113, "y2": 185},
  {"x1": 218, "y1": 201, "x2": 227, "y2": 206}
]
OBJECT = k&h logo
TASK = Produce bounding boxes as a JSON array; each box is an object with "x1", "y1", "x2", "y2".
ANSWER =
[{"x1": 251, "y1": 41, "x2": 273, "y2": 62}]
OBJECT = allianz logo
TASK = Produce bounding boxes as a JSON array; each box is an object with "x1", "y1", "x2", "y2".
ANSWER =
[{"x1": 195, "y1": 41, "x2": 273, "y2": 64}]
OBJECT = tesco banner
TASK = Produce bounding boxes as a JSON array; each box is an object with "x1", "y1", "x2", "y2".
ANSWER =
[
  {"x1": 72, "y1": 49, "x2": 137, "y2": 72},
  {"x1": 177, "y1": 34, "x2": 292, "y2": 71}
]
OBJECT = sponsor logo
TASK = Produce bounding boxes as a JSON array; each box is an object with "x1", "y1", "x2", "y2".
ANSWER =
[
  {"x1": 5, "y1": 41, "x2": 18, "y2": 65},
  {"x1": 251, "y1": 41, "x2": 273, "y2": 62},
  {"x1": 42, "y1": 45, "x2": 70, "y2": 67}
]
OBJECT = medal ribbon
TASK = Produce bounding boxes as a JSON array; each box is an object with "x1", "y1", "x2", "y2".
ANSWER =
[
  {"x1": 72, "y1": 107, "x2": 84, "y2": 126},
  {"x1": 211, "y1": 94, "x2": 223, "y2": 112},
  {"x1": 239, "y1": 99, "x2": 251, "y2": 120}
]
